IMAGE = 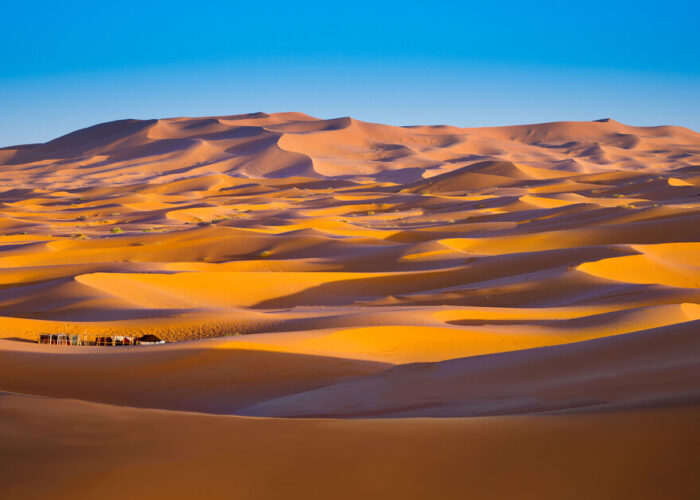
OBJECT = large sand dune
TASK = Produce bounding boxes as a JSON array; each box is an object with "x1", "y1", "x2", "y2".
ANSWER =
[{"x1": 1, "y1": 113, "x2": 699, "y2": 498}]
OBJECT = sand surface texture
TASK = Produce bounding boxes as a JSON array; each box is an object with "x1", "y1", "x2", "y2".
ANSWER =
[{"x1": 1, "y1": 113, "x2": 699, "y2": 499}]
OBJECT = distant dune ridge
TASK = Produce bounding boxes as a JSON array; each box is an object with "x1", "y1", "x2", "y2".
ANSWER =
[
  {"x1": 1, "y1": 112, "x2": 698, "y2": 187},
  {"x1": 1, "y1": 113, "x2": 699, "y2": 499}
]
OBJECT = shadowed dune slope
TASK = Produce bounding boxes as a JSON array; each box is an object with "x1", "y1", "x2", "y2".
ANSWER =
[
  {"x1": 0, "y1": 339, "x2": 390, "y2": 413},
  {"x1": 1, "y1": 393, "x2": 699, "y2": 500}
]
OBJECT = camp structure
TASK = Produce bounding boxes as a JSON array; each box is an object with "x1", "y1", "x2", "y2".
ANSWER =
[
  {"x1": 38, "y1": 333, "x2": 84, "y2": 345},
  {"x1": 95, "y1": 335, "x2": 137, "y2": 346},
  {"x1": 37, "y1": 334, "x2": 164, "y2": 346},
  {"x1": 136, "y1": 334, "x2": 165, "y2": 345}
]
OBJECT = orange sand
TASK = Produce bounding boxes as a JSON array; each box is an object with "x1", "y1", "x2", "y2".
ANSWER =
[{"x1": 1, "y1": 113, "x2": 699, "y2": 498}]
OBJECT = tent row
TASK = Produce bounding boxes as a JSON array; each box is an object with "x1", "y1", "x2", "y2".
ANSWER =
[{"x1": 38, "y1": 334, "x2": 164, "y2": 346}]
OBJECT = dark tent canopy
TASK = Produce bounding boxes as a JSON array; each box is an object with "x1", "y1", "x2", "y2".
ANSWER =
[{"x1": 136, "y1": 334, "x2": 163, "y2": 343}]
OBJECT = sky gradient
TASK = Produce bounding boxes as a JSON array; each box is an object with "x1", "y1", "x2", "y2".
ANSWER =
[{"x1": 2, "y1": 0, "x2": 698, "y2": 147}]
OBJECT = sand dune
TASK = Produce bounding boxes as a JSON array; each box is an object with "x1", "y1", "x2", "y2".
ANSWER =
[
  {"x1": 2, "y1": 392, "x2": 699, "y2": 500},
  {"x1": 0, "y1": 338, "x2": 388, "y2": 413},
  {"x1": 240, "y1": 319, "x2": 700, "y2": 418},
  {"x1": 1, "y1": 113, "x2": 698, "y2": 498}
]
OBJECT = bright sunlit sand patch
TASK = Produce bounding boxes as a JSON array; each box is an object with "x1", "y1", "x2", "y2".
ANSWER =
[{"x1": 578, "y1": 243, "x2": 700, "y2": 288}]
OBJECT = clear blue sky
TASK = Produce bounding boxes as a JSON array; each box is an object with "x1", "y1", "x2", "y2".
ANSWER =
[{"x1": 1, "y1": 0, "x2": 698, "y2": 147}]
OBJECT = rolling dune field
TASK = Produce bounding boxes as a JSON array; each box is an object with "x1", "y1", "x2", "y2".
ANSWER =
[{"x1": 1, "y1": 113, "x2": 699, "y2": 498}]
